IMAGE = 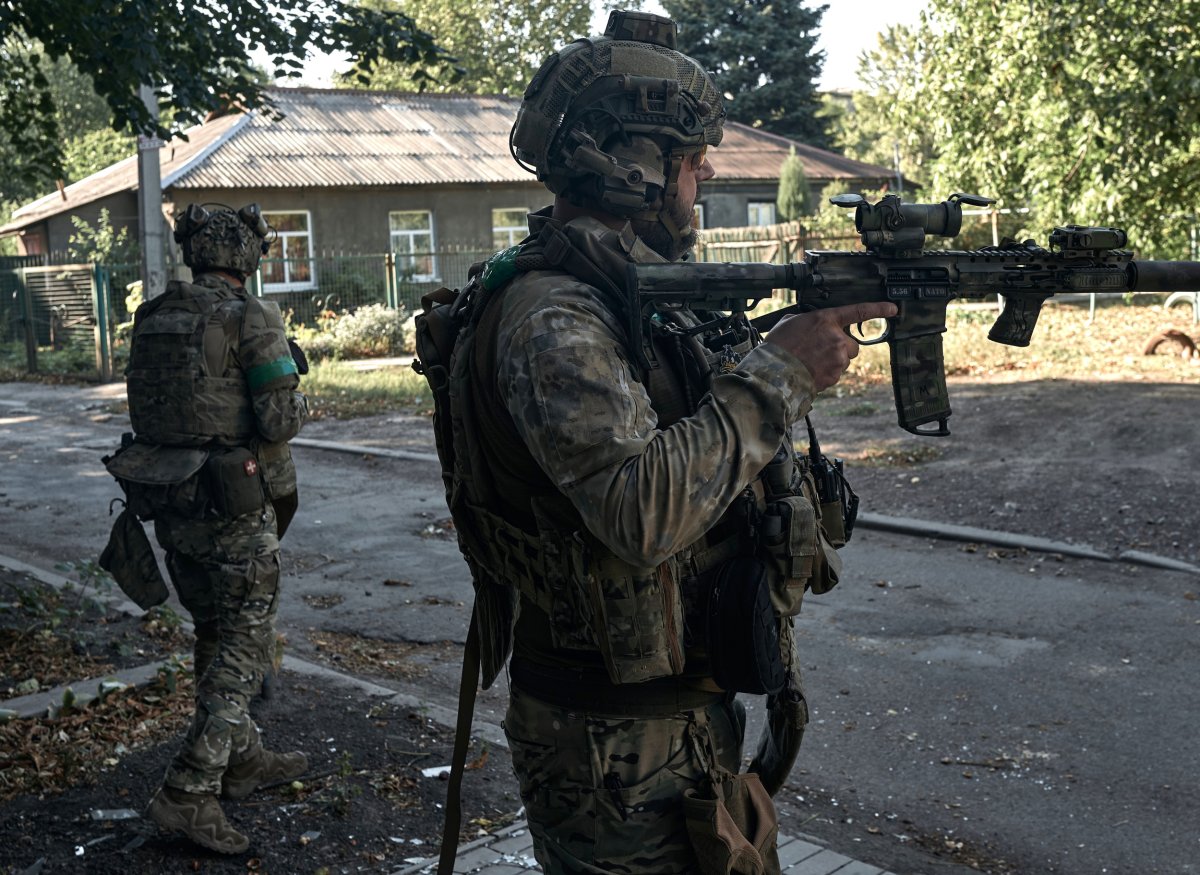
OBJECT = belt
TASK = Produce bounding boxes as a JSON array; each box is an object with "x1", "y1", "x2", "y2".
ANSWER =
[{"x1": 510, "y1": 657, "x2": 727, "y2": 717}]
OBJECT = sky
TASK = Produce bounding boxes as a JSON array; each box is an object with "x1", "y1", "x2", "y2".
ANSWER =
[{"x1": 284, "y1": 1, "x2": 929, "y2": 93}]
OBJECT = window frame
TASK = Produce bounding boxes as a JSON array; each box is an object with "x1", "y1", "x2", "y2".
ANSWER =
[
  {"x1": 747, "y1": 202, "x2": 777, "y2": 227},
  {"x1": 491, "y1": 207, "x2": 528, "y2": 250},
  {"x1": 261, "y1": 209, "x2": 317, "y2": 293},
  {"x1": 389, "y1": 209, "x2": 438, "y2": 283}
]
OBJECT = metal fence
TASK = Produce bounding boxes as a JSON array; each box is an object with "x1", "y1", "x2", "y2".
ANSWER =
[{"x1": 246, "y1": 248, "x2": 493, "y2": 326}]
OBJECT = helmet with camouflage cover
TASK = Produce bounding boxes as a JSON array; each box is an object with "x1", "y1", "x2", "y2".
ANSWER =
[
  {"x1": 509, "y1": 10, "x2": 724, "y2": 244},
  {"x1": 173, "y1": 203, "x2": 273, "y2": 279}
]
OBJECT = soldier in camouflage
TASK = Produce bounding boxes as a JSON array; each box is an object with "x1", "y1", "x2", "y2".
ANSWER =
[
  {"x1": 428, "y1": 11, "x2": 897, "y2": 875},
  {"x1": 118, "y1": 203, "x2": 310, "y2": 854}
]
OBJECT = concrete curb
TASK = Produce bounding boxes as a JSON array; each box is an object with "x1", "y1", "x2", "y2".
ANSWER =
[
  {"x1": 288, "y1": 435, "x2": 1199, "y2": 575},
  {"x1": 854, "y1": 512, "x2": 1113, "y2": 561},
  {"x1": 291, "y1": 436, "x2": 439, "y2": 463},
  {"x1": 853, "y1": 512, "x2": 1199, "y2": 574}
]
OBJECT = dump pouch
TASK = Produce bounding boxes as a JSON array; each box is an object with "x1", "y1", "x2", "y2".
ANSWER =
[
  {"x1": 707, "y1": 557, "x2": 786, "y2": 696},
  {"x1": 204, "y1": 447, "x2": 266, "y2": 518},
  {"x1": 103, "y1": 440, "x2": 209, "y2": 520},
  {"x1": 98, "y1": 507, "x2": 169, "y2": 610},
  {"x1": 568, "y1": 532, "x2": 685, "y2": 685},
  {"x1": 682, "y1": 772, "x2": 782, "y2": 875}
]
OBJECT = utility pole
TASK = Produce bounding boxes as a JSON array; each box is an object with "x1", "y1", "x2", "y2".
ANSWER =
[{"x1": 136, "y1": 84, "x2": 167, "y2": 300}]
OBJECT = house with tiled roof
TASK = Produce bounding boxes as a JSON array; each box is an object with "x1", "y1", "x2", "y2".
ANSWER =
[{"x1": 1, "y1": 87, "x2": 895, "y2": 290}]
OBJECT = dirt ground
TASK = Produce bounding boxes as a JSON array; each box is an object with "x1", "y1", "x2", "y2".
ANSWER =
[{"x1": 0, "y1": 565, "x2": 520, "y2": 875}]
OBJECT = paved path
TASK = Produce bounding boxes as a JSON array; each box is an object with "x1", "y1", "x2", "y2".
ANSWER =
[{"x1": 393, "y1": 820, "x2": 898, "y2": 875}]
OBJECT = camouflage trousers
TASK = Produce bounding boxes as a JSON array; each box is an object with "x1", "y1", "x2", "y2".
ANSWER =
[
  {"x1": 154, "y1": 503, "x2": 281, "y2": 795},
  {"x1": 504, "y1": 683, "x2": 748, "y2": 874}
]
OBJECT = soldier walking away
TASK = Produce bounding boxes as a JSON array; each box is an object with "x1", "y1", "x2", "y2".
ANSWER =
[
  {"x1": 100, "y1": 203, "x2": 310, "y2": 854},
  {"x1": 415, "y1": 10, "x2": 896, "y2": 875}
]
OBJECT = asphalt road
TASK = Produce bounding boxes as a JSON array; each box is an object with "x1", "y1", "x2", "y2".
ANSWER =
[{"x1": 1, "y1": 381, "x2": 1196, "y2": 875}]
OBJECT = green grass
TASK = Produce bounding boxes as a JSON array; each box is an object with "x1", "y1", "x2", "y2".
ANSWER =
[{"x1": 303, "y1": 359, "x2": 433, "y2": 420}]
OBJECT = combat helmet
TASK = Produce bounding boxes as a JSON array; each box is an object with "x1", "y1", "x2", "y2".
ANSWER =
[
  {"x1": 509, "y1": 10, "x2": 725, "y2": 242},
  {"x1": 173, "y1": 203, "x2": 273, "y2": 279}
]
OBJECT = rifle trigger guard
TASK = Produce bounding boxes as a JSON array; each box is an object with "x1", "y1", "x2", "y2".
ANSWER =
[{"x1": 845, "y1": 318, "x2": 892, "y2": 346}]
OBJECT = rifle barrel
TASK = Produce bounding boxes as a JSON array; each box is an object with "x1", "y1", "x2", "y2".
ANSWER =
[{"x1": 1128, "y1": 260, "x2": 1200, "y2": 293}]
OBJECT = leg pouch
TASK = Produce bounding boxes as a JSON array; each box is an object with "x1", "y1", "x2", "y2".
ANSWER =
[{"x1": 683, "y1": 772, "x2": 781, "y2": 875}]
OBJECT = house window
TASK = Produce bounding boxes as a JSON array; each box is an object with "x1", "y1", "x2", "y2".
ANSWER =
[
  {"x1": 390, "y1": 210, "x2": 437, "y2": 281},
  {"x1": 492, "y1": 208, "x2": 528, "y2": 249},
  {"x1": 262, "y1": 211, "x2": 316, "y2": 291},
  {"x1": 747, "y1": 202, "x2": 776, "y2": 226},
  {"x1": 693, "y1": 204, "x2": 705, "y2": 230}
]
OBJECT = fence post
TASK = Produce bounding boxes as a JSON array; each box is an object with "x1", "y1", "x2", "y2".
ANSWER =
[
  {"x1": 92, "y1": 264, "x2": 114, "y2": 382},
  {"x1": 18, "y1": 268, "x2": 37, "y2": 373},
  {"x1": 384, "y1": 252, "x2": 398, "y2": 309}
]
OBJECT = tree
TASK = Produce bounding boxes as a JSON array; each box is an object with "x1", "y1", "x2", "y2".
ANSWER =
[
  {"x1": 0, "y1": 0, "x2": 457, "y2": 191},
  {"x1": 661, "y1": 0, "x2": 829, "y2": 147},
  {"x1": 775, "y1": 146, "x2": 812, "y2": 220},
  {"x1": 882, "y1": 1, "x2": 1200, "y2": 259},
  {"x1": 338, "y1": 0, "x2": 597, "y2": 96},
  {"x1": 830, "y1": 24, "x2": 937, "y2": 194}
]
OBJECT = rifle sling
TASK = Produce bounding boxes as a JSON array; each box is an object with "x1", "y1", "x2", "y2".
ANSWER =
[{"x1": 438, "y1": 610, "x2": 482, "y2": 875}]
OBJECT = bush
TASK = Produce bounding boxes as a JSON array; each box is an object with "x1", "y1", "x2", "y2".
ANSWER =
[{"x1": 293, "y1": 303, "x2": 410, "y2": 361}]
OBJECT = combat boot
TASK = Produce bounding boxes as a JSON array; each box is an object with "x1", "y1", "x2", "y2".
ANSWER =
[
  {"x1": 221, "y1": 747, "x2": 309, "y2": 799},
  {"x1": 146, "y1": 786, "x2": 249, "y2": 854}
]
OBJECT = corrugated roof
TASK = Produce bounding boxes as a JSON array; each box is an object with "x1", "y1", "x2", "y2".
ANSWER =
[{"x1": 4, "y1": 88, "x2": 894, "y2": 231}]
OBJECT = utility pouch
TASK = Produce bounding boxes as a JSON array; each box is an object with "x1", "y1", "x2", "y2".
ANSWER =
[
  {"x1": 103, "y1": 440, "x2": 209, "y2": 520},
  {"x1": 569, "y1": 534, "x2": 685, "y2": 685},
  {"x1": 683, "y1": 772, "x2": 781, "y2": 875},
  {"x1": 707, "y1": 557, "x2": 786, "y2": 696},
  {"x1": 756, "y1": 496, "x2": 817, "y2": 616},
  {"x1": 204, "y1": 447, "x2": 266, "y2": 518},
  {"x1": 98, "y1": 507, "x2": 169, "y2": 610}
]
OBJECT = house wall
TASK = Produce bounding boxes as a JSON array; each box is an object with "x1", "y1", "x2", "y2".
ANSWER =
[
  {"x1": 699, "y1": 178, "x2": 885, "y2": 229},
  {"x1": 39, "y1": 192, "x2": 139, "y2": 257},
  {"x1": 170, "y1": 183, "x2": 549, "y2": 253}
]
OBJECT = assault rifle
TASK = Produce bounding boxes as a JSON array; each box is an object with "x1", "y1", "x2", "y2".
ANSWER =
[{"x1": 630, "y1": 192, "x2": 1200, "y2": 436}]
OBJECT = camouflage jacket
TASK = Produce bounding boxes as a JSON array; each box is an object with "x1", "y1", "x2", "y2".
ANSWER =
[{"x1": 494, "y1": 211, "x2": 816, "y2": 568}]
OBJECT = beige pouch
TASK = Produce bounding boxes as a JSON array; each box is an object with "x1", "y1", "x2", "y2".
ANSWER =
[{"x1": 683, "y1": 772, "x2": 782, "y2": 875}]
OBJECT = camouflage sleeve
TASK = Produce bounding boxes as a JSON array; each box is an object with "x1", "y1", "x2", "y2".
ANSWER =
[
  {"x1": 238, "y1": 297, "x2": 308, "y2": 443},
  {"x1": 497, "y1": 281, "x2": 816, "y2": 568}
]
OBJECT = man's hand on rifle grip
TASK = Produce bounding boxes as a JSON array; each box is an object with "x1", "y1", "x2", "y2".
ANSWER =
[{"x1": 765, "y1": 302, "x2": 899, "y2": 392}]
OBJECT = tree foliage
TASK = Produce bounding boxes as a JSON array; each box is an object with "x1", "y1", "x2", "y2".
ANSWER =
[
  {"x1": 67, "y1": 208, "x2": 140, "y2": 264},
  {"x1": 832, "y1": 24, "x2": 935, "y2": 195},
  {"x1": 338, "y1": 0, "x2": 598, "y2": 95},
  {"x1": 661, "y1": 0, "x2": 829, "y2": 147},
  {"x1": 838, "y1": 1, "x2": 1200, "y2": 259},
  {"x1": 776, "y1": 147, "x2": 812, "y2": 220},
  {"x1": 0, "y1": 0, "x2": 456, "y2": 191}
]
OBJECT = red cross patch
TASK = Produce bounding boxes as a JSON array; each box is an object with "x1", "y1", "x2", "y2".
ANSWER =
[{"x1": 243, "y1": 458, "x2": 259, "y2": 477}]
